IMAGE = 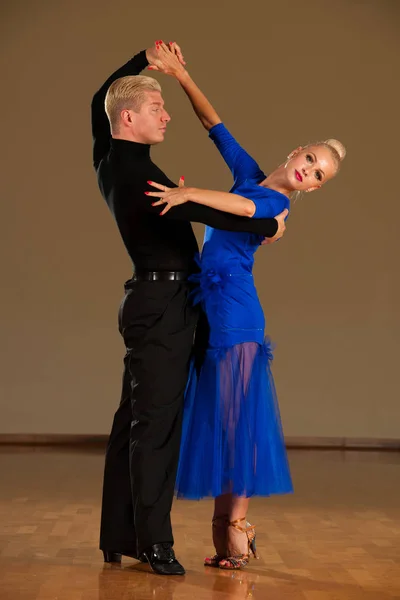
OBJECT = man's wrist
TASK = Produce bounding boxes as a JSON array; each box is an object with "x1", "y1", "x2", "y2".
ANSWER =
[
  {"x1": 271, "y1": 218, "x2": 279, "y2": 237},
  {"x1": 145, "y1": 47, "x2": 156, "y2": 65}
]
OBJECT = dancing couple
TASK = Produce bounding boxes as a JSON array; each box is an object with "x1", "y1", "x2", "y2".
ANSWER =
[{"x1": 91, "y1": 39, "x2": 345, "y2": 575}]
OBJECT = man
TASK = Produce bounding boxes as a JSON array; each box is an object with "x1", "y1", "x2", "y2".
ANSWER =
[{"x1": 91, "y1": 41, "x2": 287, "y2": 576}]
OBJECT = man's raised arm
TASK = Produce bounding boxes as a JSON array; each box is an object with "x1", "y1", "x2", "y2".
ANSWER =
[{"x1": 91, "y1": 48, "x2": 152, "y2": 170}]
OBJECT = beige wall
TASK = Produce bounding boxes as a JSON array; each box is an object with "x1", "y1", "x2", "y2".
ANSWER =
[{"x1": 1, "y1": 0, "x2": 399, "y2": 437}]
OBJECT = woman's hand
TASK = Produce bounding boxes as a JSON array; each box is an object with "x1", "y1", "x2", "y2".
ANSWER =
[
  {"x1": 167, "y1": 41, "x2": 186, "y2": 66},
  {"x1": 147, "y1": 41, "x2": 187, "y2": 77},
  {"x1": 146, "y1": 177, "x2": 190, "y2": 215}
]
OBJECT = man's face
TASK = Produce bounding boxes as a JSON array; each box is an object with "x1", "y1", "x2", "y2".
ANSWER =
[{"x1": 130, "y1": 90, "x2": 171, "y2": 144}]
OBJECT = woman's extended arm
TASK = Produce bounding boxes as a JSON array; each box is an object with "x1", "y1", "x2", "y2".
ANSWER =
[
  {"x1": 174, "y1": 70, "x2": 221, "y2": 132},
  {"x1": 151, "y1": 43, "x2": 264, "y2": 184},
  {"x1": 146, "y1": 182, "x2": 256, "y2": 217}
]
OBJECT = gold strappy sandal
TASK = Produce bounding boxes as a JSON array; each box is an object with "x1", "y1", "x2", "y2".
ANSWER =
[{"x1": 218, "y1": 517, "x2": 258, "y2": 570}]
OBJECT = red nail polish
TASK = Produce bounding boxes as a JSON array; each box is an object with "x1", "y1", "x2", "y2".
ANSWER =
[
  {"x1": 145, "y1": 192, "x2": 150, "y2": 195},
  {"x1": 151, "y1": 202, "x2": 156, "y2": 206},
  {"x1": 181, "y1": 176, "x2": 185, "y2": 180},
  {"x1": 147, "y1": 181, "x2": 152, "y2": 184}
]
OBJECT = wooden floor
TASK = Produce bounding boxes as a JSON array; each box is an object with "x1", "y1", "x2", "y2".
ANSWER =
[{"x1": 0, "y1": 448, "x2": 399, "y2": 600}]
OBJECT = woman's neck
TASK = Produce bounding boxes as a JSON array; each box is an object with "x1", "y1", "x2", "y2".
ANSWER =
[{"x1": 259, "y1": 165, "x2": 291, "y2": 196}]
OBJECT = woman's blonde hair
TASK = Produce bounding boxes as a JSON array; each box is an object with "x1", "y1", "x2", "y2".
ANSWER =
[
  {"x1": 105, "y1": 75, "x2": 162, "y2": 131},
  {"x1": 313, "y1": 138, "x2": 347, "y2": 169}
]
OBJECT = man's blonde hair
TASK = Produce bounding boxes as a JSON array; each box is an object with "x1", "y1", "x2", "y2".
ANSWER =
[{"x1": 105, "y1": 75, "x2": 162, "y2": 131}]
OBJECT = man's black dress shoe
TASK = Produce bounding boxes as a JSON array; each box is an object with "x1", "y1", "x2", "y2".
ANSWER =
[
  {"x1": 143, "y1": 543, "x2": 185, "y2": 576},
  {"x1": 102, "y1": 550, "x2": 147, "y2": 564}
]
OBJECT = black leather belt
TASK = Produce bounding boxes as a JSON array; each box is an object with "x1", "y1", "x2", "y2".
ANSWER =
[{"x1": 132, "y1": 270, "x2": 188, "y2": 282}]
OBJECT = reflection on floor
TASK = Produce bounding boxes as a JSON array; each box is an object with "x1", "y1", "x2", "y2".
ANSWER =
[{"x1": 0, "y1": 447, "x2": 399, "y2": 599}]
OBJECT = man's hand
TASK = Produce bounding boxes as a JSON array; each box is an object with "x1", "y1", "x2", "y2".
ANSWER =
[
  {"x1": 146, "y1": 41, "x2": 186, "y2": 76},
  {"x1": 261, "y1": 209, "x2": 288, "y2": 245}
]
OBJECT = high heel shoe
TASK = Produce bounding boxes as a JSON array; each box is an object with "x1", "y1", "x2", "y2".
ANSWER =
[
  {"x1": 218, "y1": 517, "x2": 259, "y2": 570},
  {"x1": 204, "y1": 515, "x2": 228, "y2": 567}
]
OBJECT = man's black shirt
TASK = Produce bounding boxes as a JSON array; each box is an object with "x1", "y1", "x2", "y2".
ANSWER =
[{"x1": 91, "y1": 50, "x2": 279, "y2": 272}]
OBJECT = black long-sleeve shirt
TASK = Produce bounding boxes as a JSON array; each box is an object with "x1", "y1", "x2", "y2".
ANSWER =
[{"x1": 91, "y1": 50, "x2": 279, "y2": 272}]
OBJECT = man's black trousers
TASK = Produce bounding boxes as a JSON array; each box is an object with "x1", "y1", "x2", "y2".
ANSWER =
[{"x1": 100, "y1": 279, "x2": 198, "y2": 556}]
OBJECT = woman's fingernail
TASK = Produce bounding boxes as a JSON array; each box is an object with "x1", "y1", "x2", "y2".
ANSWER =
[
  {"x1": 147, "y1": 181, "x2": 152, "y2": 184},
  {"x1": 145, "y1": 192, "x2": 150, "y2": 195},
  {"x1": 151, "y1": 202, "x2": 156, "y2": 206},
  {"x1": 181, "y1": 176, "x2": 185, "y2": 180}
]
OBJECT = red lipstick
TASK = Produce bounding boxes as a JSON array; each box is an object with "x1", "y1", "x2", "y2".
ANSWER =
[{"x1": 295, "y1": 169, "x2": 303, "y2": 182}]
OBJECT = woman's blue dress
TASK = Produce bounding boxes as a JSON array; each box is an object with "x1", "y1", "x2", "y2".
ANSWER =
[{"x1": 176, "y1": 123, "x2": 293, "y2": 499}]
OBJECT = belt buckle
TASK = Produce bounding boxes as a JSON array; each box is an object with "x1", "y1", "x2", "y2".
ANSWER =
[{"x1": 133, "y1": 270, "x2": 186, "y2": 282}]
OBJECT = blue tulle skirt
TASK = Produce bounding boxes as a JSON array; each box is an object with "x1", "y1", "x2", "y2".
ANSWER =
[{"x1": 175, "y1": 338, "x2": 293, "y2": 499}]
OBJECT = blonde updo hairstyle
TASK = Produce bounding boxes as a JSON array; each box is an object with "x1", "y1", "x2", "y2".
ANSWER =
[{"x1": 313, "y1": 138, "x2": 347, "y2": 170}]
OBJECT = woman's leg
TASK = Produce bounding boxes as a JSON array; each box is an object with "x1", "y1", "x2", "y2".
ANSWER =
[
  {"x1": 205, "y1": 494, "x2": 231, "y2": 564},
  {"x1": 229, "y1": 496, "x2": 250, "y2": 523},
  {"x1": 208, "y1": 494, "x2": 252, "y2": 561},
  {"x1": 213, "y1": 343, "x2": 259, "y2": 567},
  {"x1": 213, "y1": 493, "x2": 231, "y2": 520},
  {"x1": 220, "y1": 495, "x2": 251, "y2": 563}
]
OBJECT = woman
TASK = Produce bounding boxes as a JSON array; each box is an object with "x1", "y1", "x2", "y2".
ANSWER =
[{"x1": 147, "y1": 42, "x2": 346, "y2": 570}]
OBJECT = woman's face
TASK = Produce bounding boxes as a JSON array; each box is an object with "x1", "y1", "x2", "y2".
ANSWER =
[{"x1": 285, "y1": 145, "x2": 338, "y2": 192}]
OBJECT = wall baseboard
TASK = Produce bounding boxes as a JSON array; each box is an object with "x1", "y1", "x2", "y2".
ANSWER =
[
  {"x1": 0, "y1": 434, "x2": 107, "y2": 446},
  {"x1": 285, "y1": 436, "x2": 400, "y2": 450},
  {"x1": 0, "y1": 434, "x2": 399, "y2": 451}
]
